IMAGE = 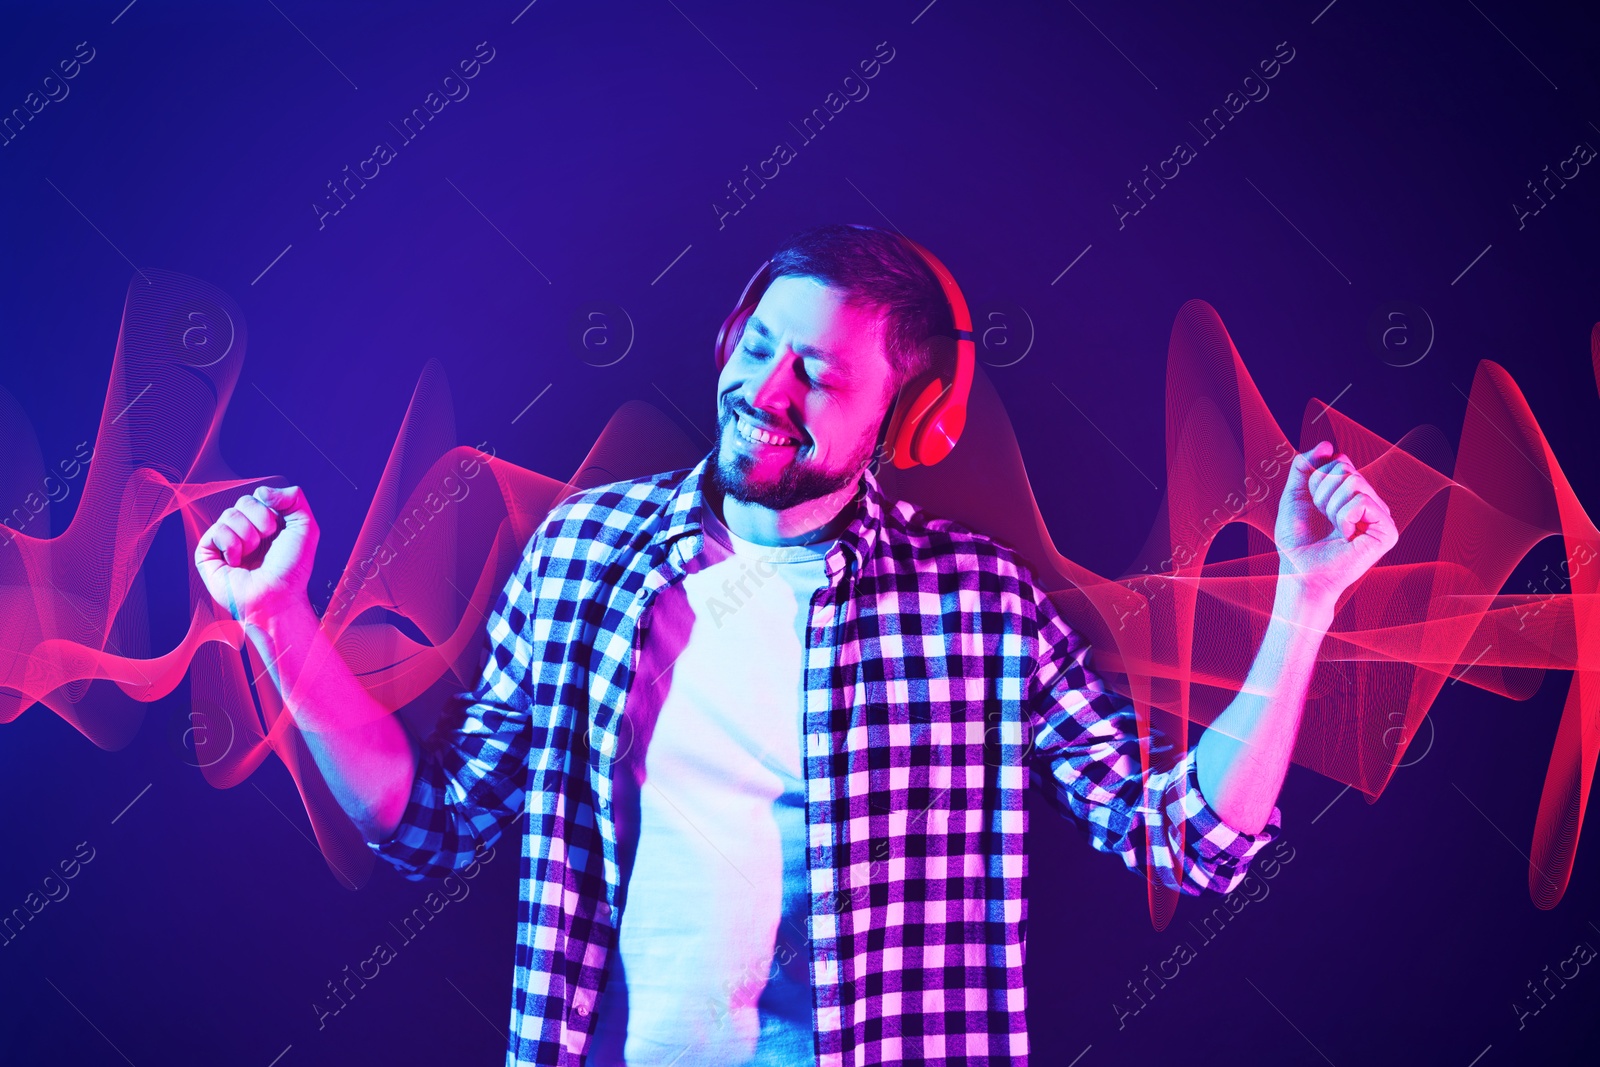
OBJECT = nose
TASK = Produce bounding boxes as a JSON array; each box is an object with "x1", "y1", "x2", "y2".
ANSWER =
[{"x1": 744, "y1": 349, "x2": 804, "y2": 429}]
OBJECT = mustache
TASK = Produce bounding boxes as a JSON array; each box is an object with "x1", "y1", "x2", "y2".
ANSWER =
[{"x1": 722, "y1": 396, "x2": 806, "y2": 442}]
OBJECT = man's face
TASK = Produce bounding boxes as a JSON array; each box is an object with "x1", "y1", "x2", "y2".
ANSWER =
[{"x1": 712, "y1": 274, "x2": 897, "y2": 512}]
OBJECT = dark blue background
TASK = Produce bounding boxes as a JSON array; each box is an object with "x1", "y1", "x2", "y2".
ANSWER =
[{"x1": 2, "y1": 1, "x2": 1598, "y2": 1064}]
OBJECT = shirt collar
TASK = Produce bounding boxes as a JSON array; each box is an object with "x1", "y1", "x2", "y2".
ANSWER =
[{"x1": 652, "y1": 450, "x2": 889, "y2": 578}]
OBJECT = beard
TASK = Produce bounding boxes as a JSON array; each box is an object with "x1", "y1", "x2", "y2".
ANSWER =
[{"x1": 709, "y1": 396, "x2": 882, "y2": 512}]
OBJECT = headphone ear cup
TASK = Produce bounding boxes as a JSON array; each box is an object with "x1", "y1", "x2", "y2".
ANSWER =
[
  {"x1": 715, "y1": 306, "x2": 754, "y2": 369},
  {"x1": 911, "y1": 392, "x2": 966, "y2": 466},
  {"x1": 890, "y1": 378, "x2": 947, "y2": 469},
  {"x1": 716, "y1": 260, "x2": 775, "y2": 370}
]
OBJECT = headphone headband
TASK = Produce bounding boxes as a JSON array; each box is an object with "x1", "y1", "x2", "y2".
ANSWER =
[{"x1": 713, "y1": 225, "x2": 975, "y2": 469}]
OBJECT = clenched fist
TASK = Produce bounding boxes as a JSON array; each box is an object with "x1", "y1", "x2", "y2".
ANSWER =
[
  {"x1": 194, "y1": 485, "x2": 320, "y2": 625},
  {"x1": 1274, "y1": 440, "x2": 1398, "y2": 607}
]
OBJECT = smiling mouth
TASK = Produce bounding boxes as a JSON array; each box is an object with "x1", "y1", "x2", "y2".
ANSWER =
[{"x1": 731, "y1": 408, "x2": 803, "y2": 448}]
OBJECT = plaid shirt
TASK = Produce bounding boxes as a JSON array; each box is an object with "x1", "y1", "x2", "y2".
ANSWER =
[{"x1": 368, "y1": 452, "x2": 1281, "y2": 1066}]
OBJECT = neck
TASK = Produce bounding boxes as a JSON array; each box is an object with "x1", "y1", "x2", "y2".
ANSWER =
[{"x1": 709, "y1": 470, "x2": 862, "y2": 547}]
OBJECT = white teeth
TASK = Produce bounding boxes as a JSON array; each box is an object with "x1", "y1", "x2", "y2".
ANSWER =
[{"x1": 735, "y1": 412, "x2": 798, "y2": 447}]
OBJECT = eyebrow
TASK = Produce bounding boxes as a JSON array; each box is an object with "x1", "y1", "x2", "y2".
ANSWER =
[{"x1": 747, "y1": 316, "x2": 841, "y2": 366}]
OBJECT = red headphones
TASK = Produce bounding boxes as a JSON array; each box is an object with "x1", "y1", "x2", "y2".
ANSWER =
[{"x1": 712, "y1": 225, "x2": 975, "y2": 469}]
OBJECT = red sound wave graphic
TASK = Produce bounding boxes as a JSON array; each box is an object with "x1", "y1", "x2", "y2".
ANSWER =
[
  {"x1": 2, "y1": 271, "x2": 1594, "y2": 928},
  {"x1": 1591, "y1": 321, "x2": 1600, "y2": 398}
]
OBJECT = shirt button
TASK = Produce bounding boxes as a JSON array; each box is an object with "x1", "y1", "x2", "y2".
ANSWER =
[{"x1": 575, "y1": 1003, "x2": 589, "y2": 1017}]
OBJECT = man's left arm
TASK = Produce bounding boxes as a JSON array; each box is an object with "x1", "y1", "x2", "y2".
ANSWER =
[{"x1": 1195, "y1": 440, "x2": 1399, "y2": 834}]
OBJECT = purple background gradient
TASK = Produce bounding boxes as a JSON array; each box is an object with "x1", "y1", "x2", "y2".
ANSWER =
[{"x1": 2, "y1": 1, "x2": 1598, "y2": 1064}]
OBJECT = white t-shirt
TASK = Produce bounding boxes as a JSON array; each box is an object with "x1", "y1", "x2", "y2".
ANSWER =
[{"x1": 586, "y1": 496, "x2": 834, "y2": 1067}]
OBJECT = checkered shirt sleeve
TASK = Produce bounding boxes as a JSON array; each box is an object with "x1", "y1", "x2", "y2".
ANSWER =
[
  {"x1": 1025, "y1": 583, "x2": 1282, "y2": 895},
  {"x1": 364, "y1": 529, "x2": 548, "y2": 879}
]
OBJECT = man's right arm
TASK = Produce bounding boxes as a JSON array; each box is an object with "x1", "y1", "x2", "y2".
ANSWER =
[
  {"x1": 248, "y1": 598, "x2": 420, "y2": 842},
  {"x1": 195, "y1": 485, "x2": 418, "y2": 843}
]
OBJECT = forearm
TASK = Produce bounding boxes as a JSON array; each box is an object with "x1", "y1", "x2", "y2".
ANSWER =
[
  {"x1": 1194, "y1": 579, "x2": 1335, "y2": 834},
  {"x1": 246, "y1": 599, "x2": 419, "y2": 842}
]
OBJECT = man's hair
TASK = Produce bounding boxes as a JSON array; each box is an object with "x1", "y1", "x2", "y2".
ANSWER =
[{"x1": 765, "y1": 224, "x2": 955, "y2": 404}]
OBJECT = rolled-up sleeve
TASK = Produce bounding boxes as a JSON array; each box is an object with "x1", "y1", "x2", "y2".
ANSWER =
[
  {"x1": 367, "y1": 531, "x2": 547, "y2": 880},
  {"x1": 1024, "y1": 586, "x2": 1281, "y2": 896}
]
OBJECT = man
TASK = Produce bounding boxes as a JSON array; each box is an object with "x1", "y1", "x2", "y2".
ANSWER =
[{"x1": 195, "y1": 224, "x2": 1395, "y2": 1066}]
